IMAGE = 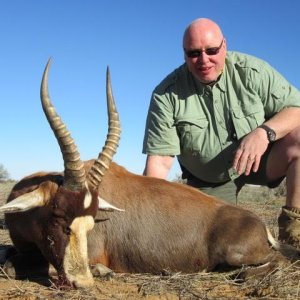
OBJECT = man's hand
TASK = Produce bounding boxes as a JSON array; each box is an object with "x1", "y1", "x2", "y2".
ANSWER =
[{"x1": 233, "y1": 127, "x2": 269, "y2": 176}]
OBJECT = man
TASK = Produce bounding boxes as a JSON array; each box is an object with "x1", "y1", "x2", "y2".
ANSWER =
[{"x1": 142, "y1": 18, "x2": 300, "y2": 248}]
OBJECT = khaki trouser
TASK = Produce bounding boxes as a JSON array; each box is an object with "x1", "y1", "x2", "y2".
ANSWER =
[
  {"x1": 182, "y1": 140, "x2": 284, "y2": 204},
  {"x1": 186, "y1": 171, "x2": 285, "y2": 204},
  {"x1": 187, "y1": 178, "x2": 238, "y2": 204}
]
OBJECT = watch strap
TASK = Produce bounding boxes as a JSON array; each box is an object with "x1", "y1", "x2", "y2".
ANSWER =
[{"x1": 258, "y1": 124, "x2": 276, "y2": 142}]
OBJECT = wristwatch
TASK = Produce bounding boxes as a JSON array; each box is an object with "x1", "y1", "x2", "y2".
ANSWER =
[{"x1": 258, "y1": 124, "x2": 276, "y2": 142}]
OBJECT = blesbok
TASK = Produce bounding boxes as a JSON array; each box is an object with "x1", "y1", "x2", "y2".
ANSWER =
[{"x1": 0, "y1": 61, "x2": 298, "y2": 289}]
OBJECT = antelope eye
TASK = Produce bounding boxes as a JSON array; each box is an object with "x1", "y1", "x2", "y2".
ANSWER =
[{"x1": 64, "y1": 227, "x2": 71, "y2": 235}]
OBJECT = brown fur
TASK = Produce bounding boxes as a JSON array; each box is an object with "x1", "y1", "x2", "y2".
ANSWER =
[{"x1": 87, "y1": 162, "x2": 284, "y2": 274}]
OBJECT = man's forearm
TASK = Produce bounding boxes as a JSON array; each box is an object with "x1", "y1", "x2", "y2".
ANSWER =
[
  {"x1": 264, "y1": 107, "x2": 300, "y2": 139},
  {"x1": 143, "y1": 155, "x2": 174, "y2": 179}
]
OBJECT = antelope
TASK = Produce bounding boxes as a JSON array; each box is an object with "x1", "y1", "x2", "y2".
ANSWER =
[{"x1": 0, "y1": 60, "x2": 297, "y2": 289}]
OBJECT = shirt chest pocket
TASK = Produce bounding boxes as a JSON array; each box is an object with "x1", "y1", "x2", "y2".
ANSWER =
[
  {"x1": 175, "y1": 117, "x2": 209, "y2": 153},
  {"x1": 231, "y1": 103, "x2": 265, "y2": 138}
]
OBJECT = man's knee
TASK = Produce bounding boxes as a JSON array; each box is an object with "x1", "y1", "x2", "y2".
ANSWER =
[
  {"x1": 280, "y1": 126, "x2": 300, "y2": 158},
  {"x1": 266, "y1": 128, "x2": 300, "y2": 181}
]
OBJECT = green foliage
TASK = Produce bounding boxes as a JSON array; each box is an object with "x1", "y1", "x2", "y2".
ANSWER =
[
  {"x1": 171, "y1": 173, "x2": 187, "y2": 184},
  {"x1": 0, "y1": 164, "x2": 9, "y2": 182}
]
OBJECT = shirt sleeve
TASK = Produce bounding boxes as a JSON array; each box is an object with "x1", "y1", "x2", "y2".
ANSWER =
[
  {"x1": 142, "y1": 89, "x2": 181, "y2": 156},
  {"x1": 253, "y1": 61, "x2": 300, "y2": 117}
]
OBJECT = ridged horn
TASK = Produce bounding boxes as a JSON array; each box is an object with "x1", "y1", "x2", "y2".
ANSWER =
[
  {"x1": 40, "y1": 59, "x2": 86, "y2": 191},
  {"x1": 87, "y1": 67, "x2": 121, "y2": 189}
]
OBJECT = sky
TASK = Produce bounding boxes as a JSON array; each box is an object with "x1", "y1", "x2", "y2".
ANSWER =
[{"x1": 1, "y1": 0, "x2": 300, "y2": 181}]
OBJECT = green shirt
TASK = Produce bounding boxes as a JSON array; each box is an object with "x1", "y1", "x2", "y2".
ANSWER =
[{"x1": 143, "y1": 51, "x2": 300, "y2": 183}]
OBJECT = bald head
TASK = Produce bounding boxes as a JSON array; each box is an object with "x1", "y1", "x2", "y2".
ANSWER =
[{"x1": 183, "y1": 18, "x2": 223, "y2": 48}]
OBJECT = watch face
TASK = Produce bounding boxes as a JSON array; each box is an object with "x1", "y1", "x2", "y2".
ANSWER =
[{"x1": 268, "y1": 130, "x2": 276, "y2": 142}]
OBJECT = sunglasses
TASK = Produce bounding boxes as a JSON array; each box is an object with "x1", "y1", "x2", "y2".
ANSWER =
[{"x1": 184, "y1": 39, "x2": 224, "y2": 58}]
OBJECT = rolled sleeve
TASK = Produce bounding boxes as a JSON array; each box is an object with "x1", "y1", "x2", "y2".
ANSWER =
[
  {"x1": 256, "y1": 62, "x2": 300, "y2": 116},
  {"x1": 143, "y1": 92, "x2": 180, "y2": 155}
]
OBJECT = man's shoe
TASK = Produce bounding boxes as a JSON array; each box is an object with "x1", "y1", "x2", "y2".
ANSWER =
[{"x1": 278, "y1": 206, "x2": 300, "y2": 249}]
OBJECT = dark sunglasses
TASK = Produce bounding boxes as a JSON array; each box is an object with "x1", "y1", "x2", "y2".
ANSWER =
[{"x1": 184, "y1": 39, "x2": 224, "y2": 58}]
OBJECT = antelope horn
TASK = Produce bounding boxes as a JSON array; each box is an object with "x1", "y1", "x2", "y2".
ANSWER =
[
  {"x1": 87, "y1": 67, "x2": 121, "y2": 189},
  {"x1": 40, "y1": 59, "x2": 86, "y2": 191}
]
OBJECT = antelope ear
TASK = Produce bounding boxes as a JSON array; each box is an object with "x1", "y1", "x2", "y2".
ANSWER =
[
  {"x1": 0, "y1": 180, "x2": 58, "y2": 213},
  {"x1": 98, "y1": 196, "x2": 125, "y2": 212},
  {"x1": 0, "y1": 189, "x2": 45, "y2": 213}
]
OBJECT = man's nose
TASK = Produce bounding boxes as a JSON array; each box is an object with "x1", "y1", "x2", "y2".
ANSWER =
[{"x1": 197, "y1": 52, "x2": 210, "y2": 63}]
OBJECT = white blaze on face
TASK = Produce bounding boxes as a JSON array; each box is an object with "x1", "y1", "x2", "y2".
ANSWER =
[{"x1": 63, "y1": 215, "x2": 95, "y2": 288}]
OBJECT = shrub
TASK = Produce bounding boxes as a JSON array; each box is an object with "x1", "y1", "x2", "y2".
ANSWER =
[{"x1": 0, "y1": 164, "x2": 9, "y2": 182}]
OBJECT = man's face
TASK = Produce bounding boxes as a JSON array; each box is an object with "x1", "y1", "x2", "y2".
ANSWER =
[{"x1": 184, "y1": 31, "x2": 226, "y2": 84}]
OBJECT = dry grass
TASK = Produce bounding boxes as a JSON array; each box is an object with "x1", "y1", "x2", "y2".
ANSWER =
[{"x1": 0, "y1": 181, "x2": 300, "y2": 299}]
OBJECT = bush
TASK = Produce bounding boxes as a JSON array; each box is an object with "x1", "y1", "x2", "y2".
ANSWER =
[{"x1": 0, "y1": 164, "x2": 9, "y2": 182}]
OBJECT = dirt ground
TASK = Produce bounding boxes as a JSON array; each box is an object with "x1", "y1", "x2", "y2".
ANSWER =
[{"x1": 1, "y1": 181, "x2": 300, "y2": 300}]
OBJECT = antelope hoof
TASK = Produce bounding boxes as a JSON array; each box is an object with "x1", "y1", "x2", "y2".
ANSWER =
[{"x1": 91, "y1": 264, "x2": 115, "y2": 279}]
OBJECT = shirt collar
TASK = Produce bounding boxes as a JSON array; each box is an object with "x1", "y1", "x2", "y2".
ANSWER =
[
  {"x1": 189, "y1": 67, "x2": 227, "y2": 94},
  {"x1": 215, "y1": 69, "x2": 226, "y2": 92}
]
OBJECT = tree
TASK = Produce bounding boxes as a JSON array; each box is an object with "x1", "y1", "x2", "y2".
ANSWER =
[
  {"x1": 172, "y1": 173, "x2": 186, "y2": 184},
  {"x1": 0, "y1": 164, "x2": 9, "y2": 181}
]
